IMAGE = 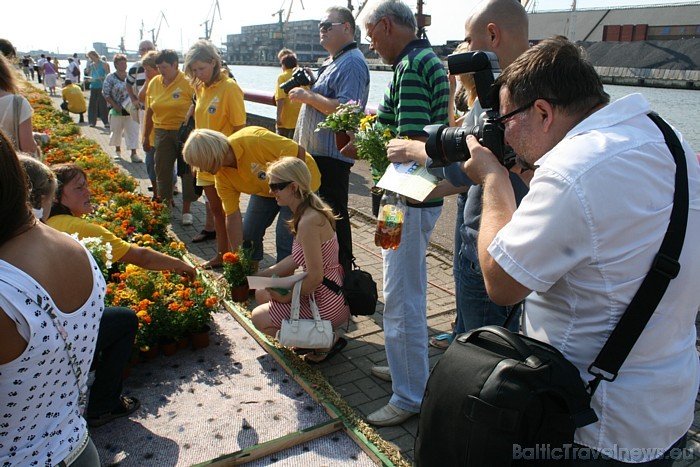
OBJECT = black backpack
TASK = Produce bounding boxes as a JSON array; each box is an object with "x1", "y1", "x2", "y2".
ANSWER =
[
  {"x1": 415, "y1": 326, "x2": 597, "y2": 466},
  {"x1": 323, "y1": 259, "x2": 378, "y2": 316}
]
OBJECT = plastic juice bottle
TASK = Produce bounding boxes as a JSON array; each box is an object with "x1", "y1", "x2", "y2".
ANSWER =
[{"x1": 374, "y1": 191, "x2": 405, "y2": 250}]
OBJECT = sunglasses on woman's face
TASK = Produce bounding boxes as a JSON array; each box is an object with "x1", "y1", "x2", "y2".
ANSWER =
[{"x1": 269, "y1": 181, "x2": 292, "y2": 193}]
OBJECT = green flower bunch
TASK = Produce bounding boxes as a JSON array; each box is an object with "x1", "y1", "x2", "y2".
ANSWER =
[
  {"x1": 354, "y1": 114, "x2": 395, "y2": 176},
  {"x1": 316, "y1": 101, "x2": 364, "y2": 133}
]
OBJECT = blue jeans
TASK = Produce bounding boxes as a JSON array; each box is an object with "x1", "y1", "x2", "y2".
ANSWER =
[
  {"x1": 382, "y1": 204, "x2": 442, "y2": 413},
  {"x1": 145, "y1": 147, "x2": 156, "y2": 184},
  {"x1": 242, "y1": 194, "x2": 294, "y2": 262},
  {"x1": 87, "y1": 307, "x2": 138, "y2": 416},
  {"x1": 453, "y1": 253, "x2": 521, "y2": 334}
]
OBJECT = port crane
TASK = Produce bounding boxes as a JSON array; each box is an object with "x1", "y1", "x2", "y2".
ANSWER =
[
  {"x1": 149, "y1": 11, "x2": 169, "y2": 48},
  {"x1": 201, "y1": 0, "x2": 222, "y2": 41}
]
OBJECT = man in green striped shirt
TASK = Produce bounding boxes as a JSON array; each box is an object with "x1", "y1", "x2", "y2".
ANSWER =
[{"x1": 363, "y1": 0, "x2": 450, "y2": 427}]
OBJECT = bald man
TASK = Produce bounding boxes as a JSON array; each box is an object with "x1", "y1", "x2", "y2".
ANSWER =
[{"x1": 380, "y1": 0, "x2": 531, "y2": 348}]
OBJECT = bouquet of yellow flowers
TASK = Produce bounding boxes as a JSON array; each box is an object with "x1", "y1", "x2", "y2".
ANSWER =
[
  {"x1": 316, "y1": 101, "x2": 364, "y2": 133},
  {"x1": 223, "y1": 246, "x2": 254, "y2": 287},
  {"x1": 354, "y1": 114, "x2": 394, "y2": 177}
]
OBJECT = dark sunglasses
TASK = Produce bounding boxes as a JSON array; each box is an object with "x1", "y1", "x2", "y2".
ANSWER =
[
  {"x1": 319, "y1": 21, "x2": 344, "y2": 31},
  {"x1": 269, "y1": 181, "x2": 292, "y2": 192}
]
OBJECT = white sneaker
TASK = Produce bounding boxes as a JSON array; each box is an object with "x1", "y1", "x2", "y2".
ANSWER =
[
  {"x1": 371, "y1": 366, "x2": 392, "y2": 382},
  {"x1": 366, "y1": 403, "x2": 416, "y2": 427},
  {"x1": 130, "y1": 153, "x2": 142, "y2": 163},
  {"x1": 182, "y1": 213, "x2": 193, "y2": 226}
]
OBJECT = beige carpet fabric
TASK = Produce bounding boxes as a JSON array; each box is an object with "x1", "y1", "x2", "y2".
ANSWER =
[{"x1": 90, "y1": 311, "x2": 376, "y2": 466}]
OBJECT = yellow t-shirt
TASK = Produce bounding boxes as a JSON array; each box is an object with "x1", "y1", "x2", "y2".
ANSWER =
[
  {"x1": 274, "y1": 68, "x2": 303, "y2": 130},
  {"x1": 195, "y1": 75, "x2": 247, "y2": 183},
  {"x1": 216, "y1": 126, "x2": 321, "y2": 215},
  {"x1": 46, "y1": 215, "x2": 131, "y2": 262},
  {"x1": 145, "y1": 70, "x2": 194, "y2": 130},
  {"x1": 62, "y1": 84, "x2": 87, "y2": 114}
]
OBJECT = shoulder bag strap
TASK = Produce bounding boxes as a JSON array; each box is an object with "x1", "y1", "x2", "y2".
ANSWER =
[
  {"x1": 0, "y1": 277, "x2": 88, "y2": 413},
  {"x1": 587, "y1": 112, "x2": 689, "y2": 394}
]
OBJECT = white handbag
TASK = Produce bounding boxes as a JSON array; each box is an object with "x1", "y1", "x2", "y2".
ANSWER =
[{"x1": 276, "y1": 280, "x2": 334, "y2": 349}]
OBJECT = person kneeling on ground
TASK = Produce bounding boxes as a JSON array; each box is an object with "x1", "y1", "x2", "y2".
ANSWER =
[
  {"x1": 250, "y1": 157, "x2": 349, "y2": 364},
  {"x1": 61, "y1": 79, "x2": 87, "y2": 123}
]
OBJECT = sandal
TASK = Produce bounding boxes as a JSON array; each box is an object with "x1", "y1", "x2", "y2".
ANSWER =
[
  {"x1": 303, "y1": 337, "x2": 347, "y2": 365},
  {"x1": 429, "y1": 333, "x2": 453, "y2": 350},
  {"x1": 86, "y1": 395, "x2": 140, "y2": 428},
  {"x1": 192, "y1": 229, "x2": 216, "y2": 243}
]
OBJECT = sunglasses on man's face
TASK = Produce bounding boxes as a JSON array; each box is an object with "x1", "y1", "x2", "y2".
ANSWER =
[
  {"x1": 269, "y1": 181, "x2": 292, "y2": 193},
  {"x1": 319, "y1": 21, "x2": 344, "y2": 32}
]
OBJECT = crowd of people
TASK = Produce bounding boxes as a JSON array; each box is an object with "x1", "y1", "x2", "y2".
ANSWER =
[{"x1": 2, "y1": 0, "x2": 700, "y2": 464}]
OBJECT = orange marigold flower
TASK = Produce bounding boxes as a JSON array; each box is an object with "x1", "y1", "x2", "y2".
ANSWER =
[
  {"x1": 205, "y1": 297, "x2": 218, "y2": 307},
  {"x1": 222, "y1": 252, "x2": 238, "y2": 264},
  {"x1": 196, "y1": 287, "x2": 205, "y2": 295},
  {"x1": 168, "y1": 302, "x2": 179, "y2": 311}
]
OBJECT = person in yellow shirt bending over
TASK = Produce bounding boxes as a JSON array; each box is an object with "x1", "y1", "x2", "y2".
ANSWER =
[
  {"x1": 183, "y1": 127, "x2": 320, "y2": 272},
  {"x1": 60, "y1": 79, "x2": 87, "y2": 123},
  {"x1": 47, "y1": 163, "x2": 196, "y2": 280},
  {"x1": 184, "y1": 40, "x2": 246, "y2": 268}
]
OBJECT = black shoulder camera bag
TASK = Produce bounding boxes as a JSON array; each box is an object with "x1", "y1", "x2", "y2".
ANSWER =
[{"x1": 415, "y1": 113, "x2": 689, "y2": 466}]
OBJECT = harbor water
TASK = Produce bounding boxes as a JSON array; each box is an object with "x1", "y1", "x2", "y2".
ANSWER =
[{"x1": 67, "y1": 61, "x2": 698, "y2": 150}]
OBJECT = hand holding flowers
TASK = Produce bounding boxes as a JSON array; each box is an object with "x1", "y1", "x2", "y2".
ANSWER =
[
  {"x1": 316, "y1": 101, "x2": 364, "y2": 133},
  {"x1": 354, "y1": 114, "x2": 395, "y2": 177}
]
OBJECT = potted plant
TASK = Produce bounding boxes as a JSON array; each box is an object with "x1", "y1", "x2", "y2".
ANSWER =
[
  {"x1": 315, "y1": 100, "x2": 364, "y2": 150},
  {"x1": 223, "y1": 246, "x2": 254, "y2": 302}
]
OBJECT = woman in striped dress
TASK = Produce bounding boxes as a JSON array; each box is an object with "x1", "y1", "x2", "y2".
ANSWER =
[{"x1": 251, "y1": 157, "x2": 350, "y2": 364}]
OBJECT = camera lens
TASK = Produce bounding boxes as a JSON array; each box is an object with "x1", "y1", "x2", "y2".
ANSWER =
[{"x1": 425, "y1": 124, "x2": 480, "y2": 167}]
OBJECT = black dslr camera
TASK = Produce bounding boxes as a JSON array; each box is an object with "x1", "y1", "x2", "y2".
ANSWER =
[
  {"x1": 425, "y1": 51, "x2": 515, "y2": 168},
  {"x1": 279, "y1": 68, "x2": 313, "y2": 93}
]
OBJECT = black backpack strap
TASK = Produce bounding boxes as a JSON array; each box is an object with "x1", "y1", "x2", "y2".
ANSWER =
[
  {"x1": 587, "y1": 112, "x2": 689, "y2": 394},
  {"x1": 322, "y1": 276, "x2": 342, "y2": 295}
]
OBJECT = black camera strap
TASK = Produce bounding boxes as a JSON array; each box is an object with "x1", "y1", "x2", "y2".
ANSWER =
[
  {"x1": 317, "y1": 42, "x2": 358, "y2": 79},
  {"x1": 586, "y1": 112, "x2": 689, "y2": 395}
]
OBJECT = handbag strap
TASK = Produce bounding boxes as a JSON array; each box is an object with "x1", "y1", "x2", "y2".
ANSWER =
[
  {"x1": 587, "y1": 112, "x2": 689, "y2": 395},
  {"x1": 289, "y1": 280, "x2": 323, "y2": 322}
]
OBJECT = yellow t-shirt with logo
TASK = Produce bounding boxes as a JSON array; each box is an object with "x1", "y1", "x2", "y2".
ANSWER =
[
  {"x1": 195, "y1": 75, "x2": 247, "y2": 183},
  {"x1": 216, "y1": 126, "x2": 321, "y2": 215},
  {"x1": 62, "y1": 84, "x2": 87, "y2": 114},
  {"x1": 46, "y1": 215, "x2": 131, "y2": 262},
  {"x1": 146, "y1": 70, "x2": 194, "y2": 130},
  {"x1": 274, "y1": 68, "x2": 303, "y2": 130}
]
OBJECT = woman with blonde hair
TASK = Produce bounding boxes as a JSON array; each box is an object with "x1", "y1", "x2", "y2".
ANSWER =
[
  {"x1": 183, "y1": 126, "x2": 320, "y2": 273},
  {"x1": 251, "y1": 157, "x2": 349, "y2": 364},
  {"x1": 0, "y1": 53, "x2": 38, "y2": 154},
  {"x1": 184, "y1": 39, "x2": 246, "y2": 266}
]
